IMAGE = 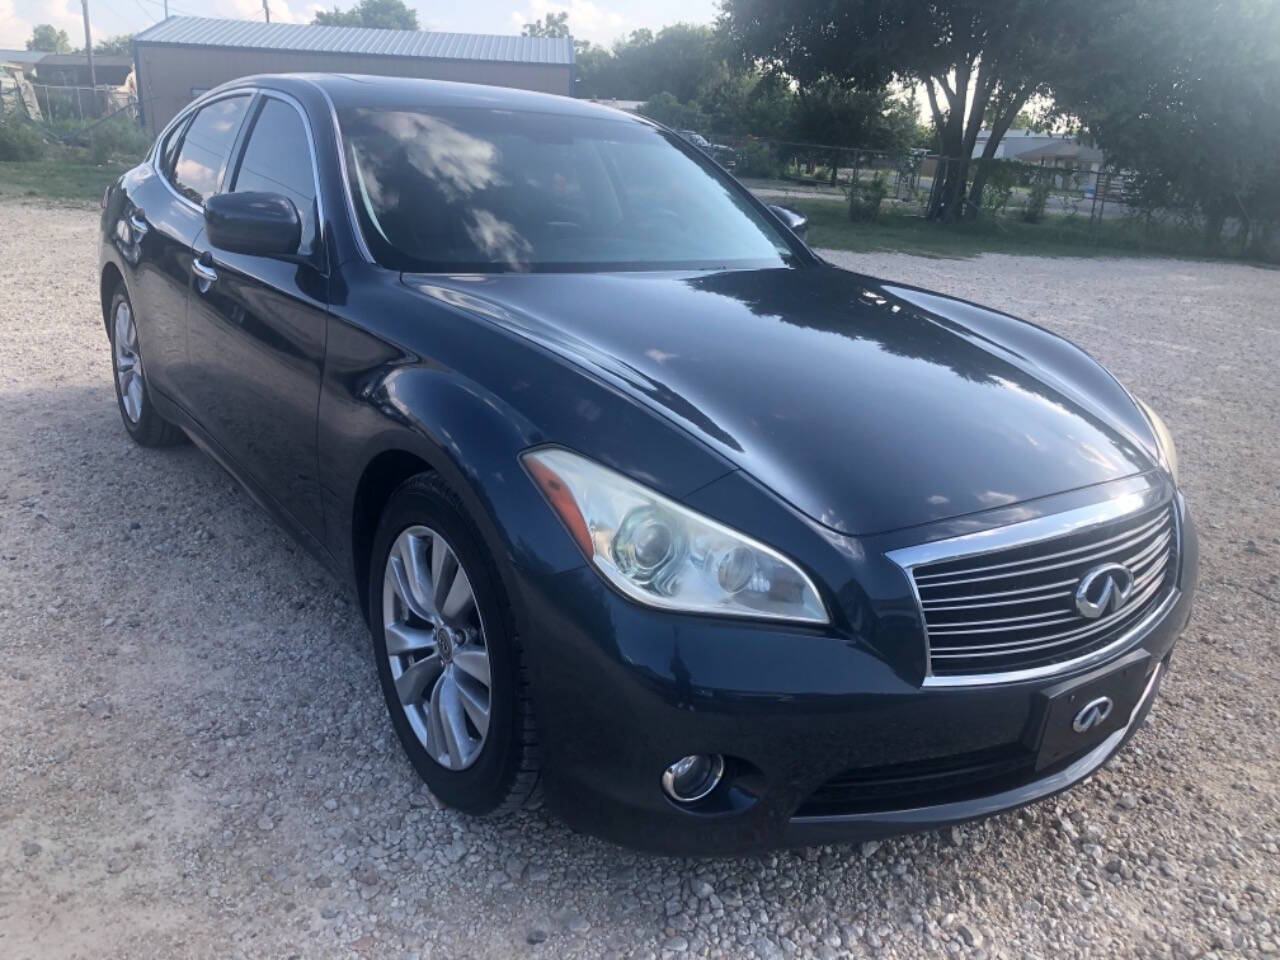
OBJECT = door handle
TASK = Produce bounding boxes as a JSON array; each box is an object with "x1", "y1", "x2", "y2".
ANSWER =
[{"x1": 192, "y1": 252, "x2": 218, "y2": 292}]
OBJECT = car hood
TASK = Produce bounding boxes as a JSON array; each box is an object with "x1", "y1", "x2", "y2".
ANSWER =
[{"x1": 402, "y1": 265, "x2": 1157, "y2": 536}]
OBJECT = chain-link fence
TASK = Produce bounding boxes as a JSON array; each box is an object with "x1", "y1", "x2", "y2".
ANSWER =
[
  {"x1": 30, "y1": 84, "x2": 136, "y2": 124},
  {"x1": 0, "y1": 79, "x2": 136, "y2": 124},
  {"x1": 698, "y1": 134, "x2": 1123, "y2": 228}
]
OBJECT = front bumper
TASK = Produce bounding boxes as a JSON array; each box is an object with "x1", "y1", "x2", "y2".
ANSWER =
[{"x1": 513, "y1": 494, "x2": 1197, "y2": 856}]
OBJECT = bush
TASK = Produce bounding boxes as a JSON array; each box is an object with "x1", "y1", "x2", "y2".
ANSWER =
[
  {"x1": 980, "y1": 160, "x2": 1017, "y2": 216},
  {"x1": 0, "y1": 111, "x2": 47, "y2": 161},
  {"x1": 848, "y1": 173, "x2": 888, "y2": 222},
  {"x1": 86, "y1": 115, "x2": 151, "y2": 164},
  {"x1": 638, "y1": 92, "x2": 707, "y2": 132},
  {"x1": 1022, "y1": 177, "x2": 1051, "y2": 223},
  {"x1": 733, "y1": 139, "x2": 781, "y2": 178}
]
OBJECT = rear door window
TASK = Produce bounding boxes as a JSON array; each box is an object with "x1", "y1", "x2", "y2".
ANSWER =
[
  {"x1": 158, "y1": 117, "x2": 186, "y2": 178},
  {"x1": 172, "y1": 95, "x2": 252, "y2": 204}
]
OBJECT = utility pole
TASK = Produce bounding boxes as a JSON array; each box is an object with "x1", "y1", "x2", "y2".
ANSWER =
[
  {"x1": 263, "y1": 0, "x2": 270, "y2": 21},
  {"x1": 81, "y1": 0, "x2": 97, "y2": 90},
  {"x1": 163, "y1": 0, "x2": 169, "y2": 17}
]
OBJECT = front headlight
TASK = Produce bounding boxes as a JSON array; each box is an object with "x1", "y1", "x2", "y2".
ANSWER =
[
  {"x1": 522, "y1": 448, "x2": 828, "y2": 624},
  {"x1": 1135, "y1": 397, "x2": 1179, "y2": 485}
]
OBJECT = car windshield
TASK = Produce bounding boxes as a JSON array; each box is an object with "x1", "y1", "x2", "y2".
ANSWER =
[{"x1": 338, "y1": 106, "x2": 797, "y2": 273}]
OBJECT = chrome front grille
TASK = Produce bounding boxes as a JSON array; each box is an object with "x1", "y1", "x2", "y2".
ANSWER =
[{"x1": 902, "y1": 501, "x2": 1178, "y2": 681}]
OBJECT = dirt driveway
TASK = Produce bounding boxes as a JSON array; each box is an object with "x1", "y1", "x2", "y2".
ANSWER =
[{"x1": 1, "y1": 199, "x2": 1277, "y2": 959}]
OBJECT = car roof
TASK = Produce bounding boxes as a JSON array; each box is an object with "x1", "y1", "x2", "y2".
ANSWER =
[{"x1": 231, "y1": 73, "x2": 649, "y2": 123}]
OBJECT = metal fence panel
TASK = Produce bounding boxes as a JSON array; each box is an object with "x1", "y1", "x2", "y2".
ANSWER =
[
  {"x1": 28, "y1": 84, "x2": 135, "y2": 124},
  {"x1": 696, "y1": 133, "x2": 1117, "y2": 227}
]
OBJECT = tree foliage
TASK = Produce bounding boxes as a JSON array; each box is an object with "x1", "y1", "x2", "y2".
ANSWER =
[
  {"x1": 27, "y1": 24, "x2": 72, "y2": 53},
  {"x1": 577, "y1": 25, "x2": 725, "y2": 103},
  {"x1": 313, "y1": 0, "x2": 418, "y2": 30},
  {"x1": 522, "y1": 12, "x2": 570, "y2": 38},
  {"x1": 720, "y1": 0, "x2": 1100, "y2": 220},
  {"x1": 1052, "y1": 0, "x2": 1280, "y2": 251},
  {"x1": 94, "y1": 35, "x2": 135, "y2": 55},
  {"x1": 573, "y1": 21, "x2": 915, "y2": 151}
]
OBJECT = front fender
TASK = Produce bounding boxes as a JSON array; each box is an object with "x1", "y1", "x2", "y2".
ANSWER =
[
  {"x1": 352, "y1": 364, "x2": 585, "y2": 576},
  {"x1": 317, "y1": 273, "x2": 737, "y2": 617}
]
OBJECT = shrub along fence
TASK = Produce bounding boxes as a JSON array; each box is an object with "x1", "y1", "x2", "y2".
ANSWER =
[
  {"x1": 712, "y1": 134, "x2": 1113, "y2": 226},
  {"x1": 710, "y1": 132, "x2": 1276, "y2": 257}
]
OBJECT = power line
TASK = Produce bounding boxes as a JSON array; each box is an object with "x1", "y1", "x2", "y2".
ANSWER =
[{"x1": 134, "y1": 0, "x2": 196, "y2": 17}]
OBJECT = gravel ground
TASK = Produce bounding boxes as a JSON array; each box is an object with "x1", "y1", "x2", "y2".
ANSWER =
[{"x1": 1, "y1": 198, "x2": 1278, "y2": 960}]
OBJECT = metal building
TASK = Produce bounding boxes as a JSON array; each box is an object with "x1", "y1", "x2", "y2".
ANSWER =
[{"x1": 132, "y1": 16, "x2": 576, "y2": 135}]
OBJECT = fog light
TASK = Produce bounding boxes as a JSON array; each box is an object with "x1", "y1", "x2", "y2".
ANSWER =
[{"x1": 662, "y1": 754, "x2": 725, "y2": 803}]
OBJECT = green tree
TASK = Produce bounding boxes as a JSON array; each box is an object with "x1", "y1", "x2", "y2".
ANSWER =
[
  {"x1": 574, "y1": 43, "x2": 616, "y2": 97},
  {"x1": 522, "y1": 12, "x2": 569, "y2": 37},
  {"x1": 27, "y1": 24, "x2": 72, "y2": 53},
  {"x1": 721, "y1": 0, "x2": 1095, "y2": 220},
  {"x1": 313, "y1": 0, "x2": 418, "y2": 29},
  {"x1": 788, "y1": 80, "x2": 918, "y2": 150},
  {"x1": 1053, "y1": 0, "x2": 1280, "y2": 252},
  {"x1": 94, "y1": 34, "x2": 135, "y2": 55},
  {"x1": 576, "y1": 24, "x2": 721, "y2": 102},
  {"x1": 574, "y1": 14, "x2": 907, "y2": 150},
  {"x1": 637, "y1": 91, "x2": 708, "y2": 130}
]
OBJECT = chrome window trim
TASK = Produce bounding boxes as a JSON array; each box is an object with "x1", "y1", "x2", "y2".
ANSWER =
[
  {"x1": 886, "y1": 486, "x2": 1180, "y2": 687},
  {"x1": 303, "y1": 78, "x2": 375, "y2": 264},
  {"x1": 151, "y1": 86, "x2": 328, "y2": 260},
  {"x1": 231, "y1": 90, "x2": 328, "y2": 259},
  {"x1": 153, "y1": 104, "x2": 201, "y2": 214},
  {"x1": 154, "y1": 88, "x2": 257, "y2": 215}
]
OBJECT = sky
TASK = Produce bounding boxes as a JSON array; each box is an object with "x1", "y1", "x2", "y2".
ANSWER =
[{"x1": 0, "y1": 0, "x2": 719, "y2": 51}]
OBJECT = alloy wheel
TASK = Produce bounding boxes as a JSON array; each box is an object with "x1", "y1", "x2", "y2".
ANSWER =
[
  {"x1": 113, "y1": 299, "x2": 144, "y2": 424},
  {"x1": 381, "y1": 525, "x2": 493, "y2": 770}
]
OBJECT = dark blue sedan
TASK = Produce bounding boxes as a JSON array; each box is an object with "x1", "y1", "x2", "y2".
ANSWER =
[{"x1": 98, "y1": 74, "x2": 1196, "y2": 854}]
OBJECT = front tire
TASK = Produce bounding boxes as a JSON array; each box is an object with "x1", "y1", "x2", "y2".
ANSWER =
[
  {"x1": 108, "y1": 284, "x2": 185, "y2": 447},
  {"x1": 369, "y1": 472, "x2": 540, "y2": 815}
]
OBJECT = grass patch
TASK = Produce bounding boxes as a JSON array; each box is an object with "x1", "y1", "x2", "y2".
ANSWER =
[
  {"x1": 791, "y1": 197, "x2": 1230, "y2": 261},
  {"x1": 0, "y1": 159, "x2": 130, "y2": 204}
]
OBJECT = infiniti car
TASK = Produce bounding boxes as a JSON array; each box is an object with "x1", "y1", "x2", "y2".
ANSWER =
[{"x1": 98, "y1": 74, "x2": 1196, "y2": 854}]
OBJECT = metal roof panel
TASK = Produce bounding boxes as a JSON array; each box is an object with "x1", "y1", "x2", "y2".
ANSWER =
[{"x1": 133, "y1": 16, "x2": 574, "y2": 65}]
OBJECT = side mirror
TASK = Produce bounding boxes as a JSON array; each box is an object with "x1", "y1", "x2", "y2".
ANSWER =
[
  {"x1": 205, "y1": 192, "x2": 302, "y2": 259},
  {"x1": 768, "y1": 204, "x2": 808, "y2": 242}
]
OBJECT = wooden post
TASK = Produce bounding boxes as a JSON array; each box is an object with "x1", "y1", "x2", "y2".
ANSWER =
[{"x1": 81, "y1": 0, "x2": 97, "y2": 90}]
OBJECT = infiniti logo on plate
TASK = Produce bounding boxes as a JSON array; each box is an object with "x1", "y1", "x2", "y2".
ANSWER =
[
  {"x1": 1074, "y1": 562, "x2": 1135, "y2": 619},
  {"x1": 1073, "y1": 696, "x2": 1115, "y2": 733}
]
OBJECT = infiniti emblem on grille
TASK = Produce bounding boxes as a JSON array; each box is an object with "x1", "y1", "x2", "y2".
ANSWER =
[
  {"x1": 1074, "y1": 562, "x2": 1134, "y2": 619},
  {"x1": 1073, "y1": 696, "x2": 1114, "y2": 732}
]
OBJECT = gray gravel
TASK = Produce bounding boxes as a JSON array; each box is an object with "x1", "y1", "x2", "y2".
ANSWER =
[{"x1": 1, "y1": 198, "x2": 1278, "y2": 958}]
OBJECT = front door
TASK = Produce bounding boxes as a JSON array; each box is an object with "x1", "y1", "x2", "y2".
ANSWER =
[
  {"x1": 128, "y1": 93, "x2": 253, "y2": 409},
  {"x1": 185, "y1": 94, "x2": 329, "y2": 542}
]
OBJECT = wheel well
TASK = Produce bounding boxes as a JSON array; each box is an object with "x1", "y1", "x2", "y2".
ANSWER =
[
  {"x1": 351, "y1": 450, "x2": 435, "y2": 623},
  {"x1": 100, "y1": 263, "x2": 124, "y2": 334}
]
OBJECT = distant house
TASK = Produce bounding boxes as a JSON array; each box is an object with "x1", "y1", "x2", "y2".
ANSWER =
[
  {"x1": 34, "y1": 54, "x2": 134, "y2": 87},
  {"x1": 589, "y1": 98, "x2": 645, "y2": 114},
  {"x1": 973, "y1": 128, "x2": 1105, "y2": 172},
  {"x1": 132, "y1": 16, "x2": 576, "y2": 136},
  {"x1": 0, "y1": 49, "x2": 47, "y2": 77}
]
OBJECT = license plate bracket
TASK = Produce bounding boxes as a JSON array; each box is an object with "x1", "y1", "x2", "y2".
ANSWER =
[{"x1": 1030, "y1": 649, "x2": 1152, "y2": 770}]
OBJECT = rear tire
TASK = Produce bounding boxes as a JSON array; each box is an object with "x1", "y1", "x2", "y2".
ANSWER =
[
  {"x1": 108, "y1": 283, "x2": 186, "y2": 447},
  {"x1": 368, "y1": 471, "x2": 540, "y2": 815}
]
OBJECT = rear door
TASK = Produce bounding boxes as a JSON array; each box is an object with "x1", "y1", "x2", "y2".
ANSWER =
[
  {"x1": 125, "y1": 93, "x2": 252, "y2": 407},
  {"x1": 185, "y1": 93, "x2": 330, "y2": 542}
]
